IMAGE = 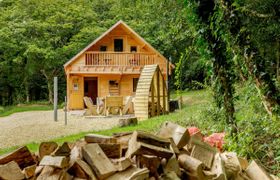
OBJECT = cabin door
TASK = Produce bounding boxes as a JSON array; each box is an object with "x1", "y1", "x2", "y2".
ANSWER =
[{"x1": 84, "y1": 77, "x2": 98, "y2": 105}]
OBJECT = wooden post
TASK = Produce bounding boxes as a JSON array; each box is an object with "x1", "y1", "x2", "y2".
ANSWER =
[
  {"x1": 54, "y1": 77, "x2": 58, "y2": 122},
  {"x1": 64, "y1": 96, "x2": 67, "y2": 125},
  {"x1": 167, "y1": 57, "x2": 170, "y2": 112},
  {"x1": 162, "y1": 74, "x2": 166, "y2": 114},
  {"x1": 156, "y1": 70, "x2": 160, "y2": 116},
  {"x1": 151, "y1": 79, "x2": 155, "y2": 117}
]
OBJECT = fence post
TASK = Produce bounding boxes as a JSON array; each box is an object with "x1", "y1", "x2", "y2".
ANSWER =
[
  {"x1": 64, "y1": 96, "x2": 67, "y2": 125},
  {"x1": 54, "y1": 77, "x2": 58, "y2": 122}
]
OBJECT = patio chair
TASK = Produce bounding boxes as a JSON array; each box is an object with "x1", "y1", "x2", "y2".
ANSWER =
[
  {"x1": 123, "y1": 96, "x2": 134, "y2": 115},
  {"x1": 83, "y1": 96, "x2": 98, "y2": 116}
]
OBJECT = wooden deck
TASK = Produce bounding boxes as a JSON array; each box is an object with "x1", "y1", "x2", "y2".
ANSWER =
[{"x1": 69, "y1": 52, "x2": 167, "y2": 74}]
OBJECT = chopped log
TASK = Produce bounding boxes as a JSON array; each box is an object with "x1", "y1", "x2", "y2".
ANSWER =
[
  {"x1": 237, "y1": 172, "x2": 251, "y2": 180},
  {"x1": 139, "y1": 155, "x2": 161, "y2": 177},
  {"x1": 127, "y1": 141, "x2": 173, "y2": 159},
  {"x1": 190, "y1": 139, "x2": 217, "y2": 169},
  {"x1": 178, "y1": 154, "x2": 205, "y2": 179},
  {"x1": 39, "y1": 155, "x2": 69, "y2": 168},
  {"x1": 99, "y1": 143, "x2": 121, "y2": 158},
  {"x1": 164, "y1": 155, "x2": 181, "y2": 177},
  {"x1": 106, "y1": 166, "x2": 149, "y2": 180},
  {"x1": 160, "y1": 171, "x2": 181, "y2": 180},
  {"x1": 245, "y1": 160, "x2": 271, "y2": 180},
  {"x1": 137, "y1": 131, "x2": 171, "y2": 148},
  {"x1": 69, "y1": 146, "x2": 83, "y2": 167},
  {"x1": 22, "y1": 164, "x2": 36, "y2": 179},
  {"x1": 53, "y1": 142, "x2": 71, "y2": 156},
  {"x1": 271, "y1": 174, "x2": 280, "y2": 180},
  {"x1": 238, "y1": 157, "x2": 249, "y2": 171},
  {"x1": 37, "y1": 166, "x2": 70, "y2": 180},
  {"x1": 68, "y1": 159, "x2": 97, "y2": 180},
  {"x1": 169, "y1": 138, "x2": 180, "y2": 154},
  {"x1": 35, "y1": 165, "x2": 44, "y2": 176},
  {"x1": 85, "y1": 134, "x2": 117, "y2": 144},
  {"x1": 0, "y1": 161, "x2": 25, "y2": 180},
  {"x1": 126, "y1": 131, "x2": 173, "y2": 159},
  {"x1": 203, "y1": 170, "x2": 217, "y2": 179},
  {"x1": 0, "y1": 146, "x2": 35, "y2": 169},
  {"x1": 113, "y1": 132, "x2": 133, "y2": 156},
  {"x1": 210, "y1": 153, "x2": 227, "y2": 180},
  {"x1": 82, "y1": 143, "x2": 116, "y2": 179},
  {"x1": 119, "y1": 117, "x2": 138, "y2": 127},
  {"x1": 111, "y1": 157, "x2": 133, "y2": 171},
  {"x1": 157, "y1": 121, "x2": 190, "y2": 149},
  {"x1": 39, "y1": 142, "x2": 58, "y2": 159},
  {"x1": 221, "y1": 152, "x2": 241, "y2": 178}
]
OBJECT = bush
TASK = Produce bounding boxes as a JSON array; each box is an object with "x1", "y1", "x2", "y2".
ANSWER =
[{"x1": 199, "y1": 82, "x2": 280, "y2": 175}]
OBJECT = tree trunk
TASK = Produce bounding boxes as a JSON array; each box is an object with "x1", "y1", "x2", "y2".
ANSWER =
[
  {"x1": 41, "y1": 70, "x2": 53, "y2": 104},
  {"x1": 276, "y1": 40, "x2": 279, "y2": 81},
  {"x1": 47, "y1": 80, "x2": 53, "y2": 104},
  {"x1": 24, "y1": 78, "x2": 30, "y2": 103}
]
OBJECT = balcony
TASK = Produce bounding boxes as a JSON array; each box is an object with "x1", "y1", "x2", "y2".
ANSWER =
[{"x1": 69, "y1": 52, "x2": 167, "y2": 74}]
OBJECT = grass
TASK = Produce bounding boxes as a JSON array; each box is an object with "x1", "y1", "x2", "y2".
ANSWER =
[
  {"x1": 0, "y1": 89, "x2": 212, "y2": 155},
  {"x1": 0, "y1": 101, "x2": 63, "y2": 117}
]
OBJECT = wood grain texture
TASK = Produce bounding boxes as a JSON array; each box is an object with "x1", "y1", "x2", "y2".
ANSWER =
[
  {"x1": 82, "y1": 143, "x2": 116, "y2": 179},
  {"x1": 0, "y1": 146, "x2": 35, "y2": 169}
]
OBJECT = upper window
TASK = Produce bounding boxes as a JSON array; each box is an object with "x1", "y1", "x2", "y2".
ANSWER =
[
  {"x1": 130, "y1": 46, "x2": 137, "y2": 52},
  {"x1": 114, "y1": 39, "x2": 123, "y2": 52},
  {"x1": 100, "y1": 46, "x2": 107, "y2": 51}
]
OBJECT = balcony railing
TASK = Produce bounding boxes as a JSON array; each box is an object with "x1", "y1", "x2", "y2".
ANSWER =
[{"x1": 84, "y1": 52, "x2": 159, "y2": 66}]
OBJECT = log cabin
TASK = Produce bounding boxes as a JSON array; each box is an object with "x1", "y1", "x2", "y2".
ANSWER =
[{"x1": 64, "y1": 20, "x2": 172, "y2": 110}]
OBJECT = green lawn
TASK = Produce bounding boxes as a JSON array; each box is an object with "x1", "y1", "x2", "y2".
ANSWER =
[
  {"x1": 0, "y1": 102, "x2": 64, "y2": 117},
  {"x1": 0, "y1": 89, "x2": 212, "y2": 155}
]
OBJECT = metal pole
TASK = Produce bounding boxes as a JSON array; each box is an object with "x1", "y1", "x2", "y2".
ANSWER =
[
  {"x1": 54, "y1": 77, "x2": 58, "y2": 122},
  {"x1": 64, "y1": 96, "x2": 67, "y2": 125}
]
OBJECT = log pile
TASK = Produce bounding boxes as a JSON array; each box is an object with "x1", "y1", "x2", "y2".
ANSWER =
[{"x1": 0, "y1": 121, "x2": 279, "y2": 180}]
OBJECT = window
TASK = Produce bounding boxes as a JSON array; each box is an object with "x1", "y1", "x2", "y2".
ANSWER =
[
  {"x1": 114, "y1": 39, "x2": 123, "y2": 52},
  {"x1": 133, "y1": 78, "x2": 139, "y2": 92},
  {"x1": 130, "y1": 46, "x2": 137, "y2": 52},
  {"x1": 73, "y1": 83, "x2": 79, "y2": 91},
  {"x1": 100, "y1": 46, "x2": 107, "y2": 51},
  {"x1": 109, "y1": 80, "x2": 119, "y2": 95}
]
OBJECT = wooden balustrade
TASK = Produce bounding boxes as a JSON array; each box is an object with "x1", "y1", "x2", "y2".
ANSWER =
[{"x1": 84, "y1": 52, "x2": 158, "y2": 67}]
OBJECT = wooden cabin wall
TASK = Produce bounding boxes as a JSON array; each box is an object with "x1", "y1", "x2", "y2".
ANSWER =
[
  {"x1": 68, "y1": 75, "x2": 84, "y2": 109},
  {"x1": 87, "y1": 26, "x2": 150, "y2": 53},
  {"x1": 119, "y1": 74, "x2": 140, "y2": 96}
]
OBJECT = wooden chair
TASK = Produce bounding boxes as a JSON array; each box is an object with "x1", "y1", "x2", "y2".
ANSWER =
[
  {"x1": 104, "y1": 96, "x2": 123, "y2": 116},
  {"x1": 96, "y1": 97, "x2": 105, "y2": 115},
  {"x1": 83, "y1": 96, "x2": 98, "y2": 116},
  {"x1": 123, "y1": 96, "x2": 134, "y2": 115}
]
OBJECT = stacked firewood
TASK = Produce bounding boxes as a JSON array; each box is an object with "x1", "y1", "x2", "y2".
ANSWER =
[{"x1": 0, "y1": 121, "x2": 278, "y2": 180}]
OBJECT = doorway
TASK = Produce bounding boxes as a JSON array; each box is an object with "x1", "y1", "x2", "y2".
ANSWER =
[{"x1": 84, "y1": 77, "x2": 98, "y2": 105}]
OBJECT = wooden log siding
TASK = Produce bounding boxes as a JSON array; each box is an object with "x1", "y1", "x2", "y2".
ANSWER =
[{"x1": 85, "y1": 52, "x2": 158, "y2": 67}]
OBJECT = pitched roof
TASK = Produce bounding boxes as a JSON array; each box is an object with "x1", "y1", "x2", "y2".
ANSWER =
[{"x1": 64, "y1": 20, "x2": 171, "y2": 68}]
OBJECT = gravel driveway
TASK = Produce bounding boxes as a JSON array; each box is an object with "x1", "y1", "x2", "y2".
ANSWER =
[{"x1": 0, "y1": 110, "x2": 126, "y2": 149}]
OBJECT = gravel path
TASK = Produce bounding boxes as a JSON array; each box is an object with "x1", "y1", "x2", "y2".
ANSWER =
[{"x1": 0, "y1": 110, "x2": 126, "y2": 149}]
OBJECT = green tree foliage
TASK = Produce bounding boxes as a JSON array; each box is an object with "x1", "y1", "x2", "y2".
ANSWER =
[
  {"x1": 0, "y1": 0, "x2": 194, "y2": 105},
  {"x1": 182, "y1": 0, "x2": 280, "y2": 174}
]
